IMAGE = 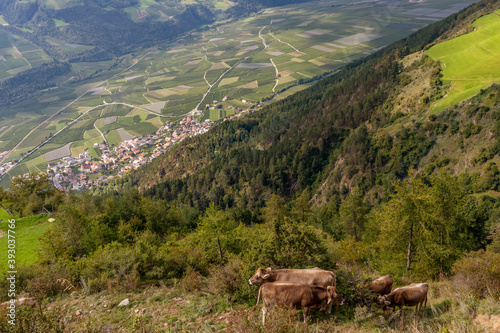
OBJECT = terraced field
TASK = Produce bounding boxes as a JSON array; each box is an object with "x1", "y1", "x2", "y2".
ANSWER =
[
  {"x1": 426, "y1": 9, "x2": 500, "y2": 112},
  {"x1": 0, "y1": 0, "x2": 478, "y2": 185}
]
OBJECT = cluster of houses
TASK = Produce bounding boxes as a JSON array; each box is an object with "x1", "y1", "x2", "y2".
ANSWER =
[
  {"x1": 44, "y1": 117, "x2": 213, "y2": 191},
  {"x1": 0, "y1": 161, "x2": 15, "y2": 176}
]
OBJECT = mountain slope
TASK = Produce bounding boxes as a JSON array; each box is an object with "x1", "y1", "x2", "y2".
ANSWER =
[{"x1": 101, "y1": 0, "x2": 500, "y2": 209}]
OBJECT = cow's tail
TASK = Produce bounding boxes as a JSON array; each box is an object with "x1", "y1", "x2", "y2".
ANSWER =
[{"x1": 256, "y1": 285, "x2": 264, "y2": 307}]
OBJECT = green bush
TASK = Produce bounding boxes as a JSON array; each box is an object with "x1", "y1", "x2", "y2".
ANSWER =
[
  {"x1": 207, "y1": 256, "x2": 256, "y2": 302},
  {"x1": 80, "y1": 242, "x2": 139, "y2": 293},
  {"x1": 453, "y1": 250, "x2": 500, "y2": 298},
  {"x1": 335, "y1": 267, "x2": 374, "y2": 311}
]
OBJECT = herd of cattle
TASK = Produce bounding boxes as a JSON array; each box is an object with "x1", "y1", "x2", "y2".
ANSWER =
[{"x1": 248, "y1": 267, "x2": 429, "y2": 323}]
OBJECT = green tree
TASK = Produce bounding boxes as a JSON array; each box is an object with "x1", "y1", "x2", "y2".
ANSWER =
[
  {"x1": 377, "y1": 170, "x2": 481, "y2": 278},
  {"x1": 339, "y1": 187, "x2": 368, "y2": 241},
  {"x1": 424, "y1": 170, "x2": 471, "y2": 275},
  {"x1": 193, "y1": 203, "x2": 239, "y2": 264},
  {"x1": 262, "y1": 216, "x2": 331, "y2": 269},
  {"x1": 291, "y1": 189, "x2": 312, "y2": 223},
  {"x1": 0, "y1": 173, "x2": 61, "y2": 216},
  {"x1": 262, "y1": 194, "x2": 288, "y2": 225},
  {"x1": 376, "y1": 171, "x2": 434, "y2": 274}
]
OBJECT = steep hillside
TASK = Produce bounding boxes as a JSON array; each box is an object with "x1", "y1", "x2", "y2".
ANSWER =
[
  {"x1": 103, "y1": 0, "x2": 500, "y2": 209},
  {"x1": 3, "y1": 2, "x2": 500, "y2": 331}
]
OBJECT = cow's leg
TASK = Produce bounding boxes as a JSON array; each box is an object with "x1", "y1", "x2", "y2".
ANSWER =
[
  {"x1": 326, "y1": 302, "x2": 332, "y2": 314},
  {"x1": 302, "y1": 307, "x2": 310, "y2": 323},
  {"x1": 423, "y1": 295, "x2": 427, "y2": 309},
  {"x1": 262, "y1": 306, "x2": 267, "y2": 325}
]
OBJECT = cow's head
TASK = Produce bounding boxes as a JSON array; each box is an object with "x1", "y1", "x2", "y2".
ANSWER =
[
  {"x1": 377, "y1": 295, "x2": 391, "y2": 308},
  {"x1": 326, "y1": 286, "x2": 344, "y2": 305},
  {"x1": 248, "y1": 267, "x2": 272, "y2": 285}
]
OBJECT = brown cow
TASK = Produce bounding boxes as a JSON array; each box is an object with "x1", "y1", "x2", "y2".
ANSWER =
[
  {"x1": 256, "y1": 282, "x2": 343, "y2": 324},
  {"x1": 377, "y1": 283, "x2": 429, "y2": 313},
  {"x1": 368, "y1": 274, "x2": 393, "y2": 295},
  {"x1": 249, "y1": 267, "x2": 336, "y2": 313}
]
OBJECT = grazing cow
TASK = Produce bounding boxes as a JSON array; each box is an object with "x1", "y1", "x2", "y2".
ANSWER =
[
  {"x1": 249, "y1": 267, "x2": 336, "y2": 313},
  {"x1": 256, "y1": 282, "x2": 343, "y2": 324},
  {"x1": 377, "y1": 283, "x2": 429, "y2": 313},
  {"x1": 368, "y1": 274, "x2": 393, "y2": 296}
]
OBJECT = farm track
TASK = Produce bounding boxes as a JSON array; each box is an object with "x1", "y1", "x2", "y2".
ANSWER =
[
  {"x1": 259, "y1": 26, "x2": 268, "y2": 49},
  {"x1": 192, "y1": 57, "x2": 248, "y2": 114},
  {"x1": 270, "y1": 58, "x2": 279, "y2": 93},
  {"x1": 269, "y1": 32, "x2": 300, "y2": 52},
  {"x1": 94, "y1": 107, "x2": 107, "y2": 144}
]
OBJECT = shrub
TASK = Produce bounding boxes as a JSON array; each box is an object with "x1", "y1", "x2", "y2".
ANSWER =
[
  {"x1": 453, "y1": 250, "x2": 500, "y2": 298},
  {"x1": 0, "y1": 304, "x2": 66, "y2": 333},
  {"x1": 335, "y1": 267, "x2": 374, "y2": 311},
  {"x1": 207, "y1": 256, "x2": 256, "y2": 302},
  {"x1": 80, "y1": 242, "x2": 139, "y2": 293},
  {"x1": 178, "y1": 266, "x2": 205, "y2": 293}
]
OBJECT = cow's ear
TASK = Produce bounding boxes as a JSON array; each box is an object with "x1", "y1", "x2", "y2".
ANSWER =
[
  {"x1": 266, "y1": 267, "x2": 272, "y2": 272},
  {"x1": 384, "y1": 301, "x2": 391, "y2": 306},
  {"x1": 262, "y1": 274, "x2": 270, "y2": 280}
]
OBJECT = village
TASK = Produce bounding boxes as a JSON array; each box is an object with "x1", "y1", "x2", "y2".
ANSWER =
[
  {"x1": 44, "y1": 116, "x2": 216, "y2": 191},
  {"x1": 0, "y1": 98, "x2": 252, "y2": 190}
]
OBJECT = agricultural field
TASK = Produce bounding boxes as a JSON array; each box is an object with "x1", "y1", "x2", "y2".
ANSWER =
[
  {"x1": 426, "y1": 9, "x2": 500, "y2": 112},
  {"x1": 0, "y1": 0, "x2": 478, "y2": 185},
  {"x1": 0, "y1": 30, "x2": 51, "y2": 81}
]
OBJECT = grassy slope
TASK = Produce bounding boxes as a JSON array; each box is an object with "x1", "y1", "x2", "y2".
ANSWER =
[
  {"x1": 0, "y1": 209, "x2": 50, "y2": 273},
  {"x1": 426, "y1": 9, "x2": 500, "y2": 112},
  {"x1": 16, "y1": 280, "x2": 500, "y2": 332}
]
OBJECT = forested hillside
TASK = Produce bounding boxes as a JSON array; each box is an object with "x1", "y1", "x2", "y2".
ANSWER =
[
  {"x1": 1, "y1": 0, "x2": 500, "y2": 331},
  {"x1": 104, "y1": 0, "x2": 500, "y2": 211}
]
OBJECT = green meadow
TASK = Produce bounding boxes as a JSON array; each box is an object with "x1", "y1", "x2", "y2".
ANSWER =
[
  {"x1": 426, "y1": 10, "x2": 500, "y2": 112},
  {"x1": 0, "y1": 209, "x2": 49, "y2": 274}
]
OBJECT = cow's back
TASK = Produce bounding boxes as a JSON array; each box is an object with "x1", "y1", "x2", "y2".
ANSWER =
[
  {"x1": 394, "y1": 283, "x2": 428, "y2": 307},
  {"x1": 274, "y1": 269, "x2": 335, "y2": 288},
  {"x1": 369, "y1": 275, "x2": 393, "y2": 295}
]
